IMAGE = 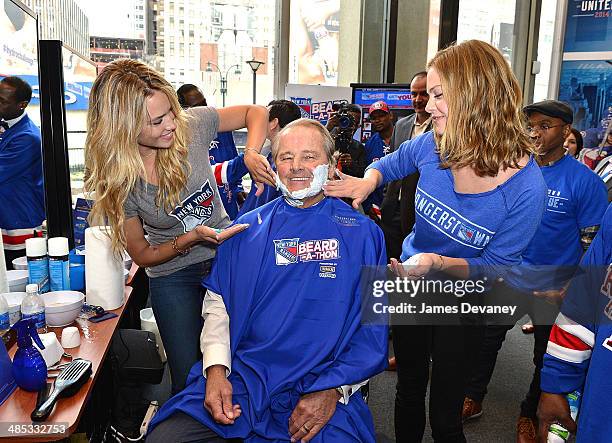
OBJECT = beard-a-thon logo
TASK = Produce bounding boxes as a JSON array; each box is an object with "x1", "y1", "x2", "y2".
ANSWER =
[
  {"x1": 170, "y1": 181, "x2": 215, "y2": 231},
  {"x1": 273, "y1": 238, "x2": 340, "y2": 266}
]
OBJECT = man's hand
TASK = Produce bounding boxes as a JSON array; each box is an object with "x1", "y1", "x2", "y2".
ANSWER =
[
  {"x1": 533, "y1": 287, "x2": 566, "y2": 306},
  {"x1": 325, "y1": 114, "x2": 339, "y2": 131},
  {"x1": 244, "y1": 149, "x2": 275, "y2": 187},
  {"x1": 537, "y1": 392, "x2": 577, "y2": 442},
  {"x1": 288, "y1": 389, "x2": 340, "y2": 442},
  {"x1": 204, "y1": 365, "x2": 242, "y2": 425}
]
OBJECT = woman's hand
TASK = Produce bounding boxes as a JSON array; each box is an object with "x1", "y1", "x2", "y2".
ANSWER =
[
  {"x1": 245, "y1": 150, "x2": 276, "y2": 189},
  {"x1": 322, "y1": 171, "x2": 379, "y2": 209},
  {"x1": 389, "y1": 254, "x2": 442, "y2": 279},
  {"x1": 193, "y1": 224, "x2": 249, "y2": 245}
]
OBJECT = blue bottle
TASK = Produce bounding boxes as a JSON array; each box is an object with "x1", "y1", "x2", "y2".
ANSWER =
[{"x1": 10, "y1": 318, "x2": 47, "y2": 392}]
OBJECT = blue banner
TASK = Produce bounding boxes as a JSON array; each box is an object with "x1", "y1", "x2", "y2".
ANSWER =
[
  {"x1": 564, "y1": 0, "x2": 612, "y2": 53},
  {"x1": 0, "y1": 74, "x2": 92, "y2": 110},
  {"x1": 353, "y1": 88, "x2": 413, "y2": 110}
]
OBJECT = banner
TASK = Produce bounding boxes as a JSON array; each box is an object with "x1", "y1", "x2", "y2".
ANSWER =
[
  {"x1": 558, "y1": 0, "x2": 612, "y2": 148},
  {"x1": 285, "y1": 84, "x2": 352, "y2": 125}
]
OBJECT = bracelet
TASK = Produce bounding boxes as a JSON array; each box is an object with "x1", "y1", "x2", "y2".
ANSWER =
[
  {"x1": 437, "y1": 254, "x2": 445, "y2": 271},
  {"x1": 244, "y1": 147, "x2": 260, "y2": 155},
  {"x1": 172, "y1": 236, "x2": 191, "y2": 256}
]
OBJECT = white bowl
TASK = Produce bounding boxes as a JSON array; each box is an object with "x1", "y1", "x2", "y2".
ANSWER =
[
  {"x1": 1, "y1": 292, "x2": 26, "y2": 325},
  {"x1": 7, "y1": 270, "x2": 29, "y2": 292},
  {"x1": 42, "y1": 291, "x2": 85, "y2": 327},
  {"x1": 11, "y1": 256, "x2": 28, "y2": 270}
]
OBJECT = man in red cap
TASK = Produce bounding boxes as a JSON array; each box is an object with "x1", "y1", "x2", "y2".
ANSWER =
[{"x1": 363, "y1": 100, "x2": 394, "y2": 219}]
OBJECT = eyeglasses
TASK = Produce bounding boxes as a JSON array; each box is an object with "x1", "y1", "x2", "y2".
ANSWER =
[{"x1": 526, "y1": 123, "x2": 566, "y2": 133}]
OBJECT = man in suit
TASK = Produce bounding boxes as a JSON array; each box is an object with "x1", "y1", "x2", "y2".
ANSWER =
[
  {"x1": 380, "y1": 71, "x2": 431, "y2": 261},
  {"x1": 0, "y1": 76, "x2": 44, "y2": 269}
]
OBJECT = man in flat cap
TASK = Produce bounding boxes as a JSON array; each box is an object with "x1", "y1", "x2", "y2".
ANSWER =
[{"x1": 462, "y1": 100, "x2": 608, "y2": 443}]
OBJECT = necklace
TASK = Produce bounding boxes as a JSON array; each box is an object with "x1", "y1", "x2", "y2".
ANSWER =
[{"x1": 140, "y1": 149, "x2": 156, "y2": 159}]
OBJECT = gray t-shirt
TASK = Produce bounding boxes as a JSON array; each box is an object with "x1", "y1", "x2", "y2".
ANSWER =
[{"x1": 124, "y1": 107, "x2": 231, "y2": 277}]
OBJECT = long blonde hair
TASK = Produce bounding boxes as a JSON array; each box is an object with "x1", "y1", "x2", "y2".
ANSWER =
[
  {"x1": 84, "y1": 59, "x2": 191, "y2": 255},
  {"x1": 427, "y1": 40, "x2": 534, "y2": 176}
]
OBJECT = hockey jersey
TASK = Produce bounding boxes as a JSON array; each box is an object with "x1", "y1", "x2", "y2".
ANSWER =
[
  {"x1": 209, "y1": 132, "x2": 243, "y2": 220},
  {"x1": 540, "y1": 203, "x2": 612, "y2": 442}
]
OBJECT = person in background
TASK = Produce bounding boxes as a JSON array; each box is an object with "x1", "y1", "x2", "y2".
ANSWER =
[
  {"x1": 0, "y1": 76, "x2": 44, "y2": 269},
  {"x1": 146, "y1": 119, "x2": 388, "y2": 443},
  {"x1": 537, "y1": 203, "x2": 612, "y2": 442},
  {"x1": 380, "y1": 71, "x2": 432, "y2": 262},
  {"x1": 84, "y1": 59, "x2": 273, "y2": 394},
  {"x1": 564, "y1": 128, "x2": 583, "y2": 158},
  {"x1": 462, "y1": 100, "x2": 607, "y2": 443},
  {"x1": 177, "y1": 84, "x2": 245, "y2": 220},
  {"x1": 362, "y1": 100, "x2": 394, "y2": 220},
  {"x1": 323, "y1": 40, "x2": 547, "y2": 442}
]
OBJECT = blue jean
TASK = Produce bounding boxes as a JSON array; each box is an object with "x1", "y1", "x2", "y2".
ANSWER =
[{"x1": 149, "y1": 261, "x2": 211, "y2": 394}]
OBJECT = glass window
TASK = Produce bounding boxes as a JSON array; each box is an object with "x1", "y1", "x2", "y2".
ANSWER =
[
  {"x1": 456, "y1": 0, "x2": 518, "y2": 69},
  {"x1": 533, "y1": 0, "x2": 558, "y2": 102}
]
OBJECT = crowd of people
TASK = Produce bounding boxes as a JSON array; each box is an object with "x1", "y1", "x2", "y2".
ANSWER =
[{"x1": 1, "y1": 38, "x2": 611, "y2": 443}]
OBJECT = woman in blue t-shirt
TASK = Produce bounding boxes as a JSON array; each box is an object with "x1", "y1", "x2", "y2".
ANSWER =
[{"x1": 324, "y1": 40, "x2": 547, "y2": 442}]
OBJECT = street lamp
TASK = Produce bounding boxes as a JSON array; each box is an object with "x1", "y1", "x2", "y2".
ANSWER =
[
  {"x1": 246, "y1": 59, "x2": 264, "y2": 104},
  {"x1": 205, "y1": 61, "x2": 241, "y2": 107}
]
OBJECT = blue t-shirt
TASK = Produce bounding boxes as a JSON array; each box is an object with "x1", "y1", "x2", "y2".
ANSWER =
[
  {"x1": 363, "y1": 133, "x2": 387, "y2": 211},
  {"x1": 540, "y1": 203, "x2": 612, "y2": 442},
  {"x1": 506, "y1": 155, "x2": 608, "y2": 291},
  {"x1": 369, "y1": 131, "x2": 547, "y2": 278},
  {"x1": 208, "y1": 131, "x2": 242, "y2": 220}
]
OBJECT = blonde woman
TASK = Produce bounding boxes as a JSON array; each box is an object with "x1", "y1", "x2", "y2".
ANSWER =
[
  {"x1": 324, "y1": 40, "x2": 547, "y2": 441},
  {"x1": 85, "y1": 59, "x2": 272, "y2": 393}
]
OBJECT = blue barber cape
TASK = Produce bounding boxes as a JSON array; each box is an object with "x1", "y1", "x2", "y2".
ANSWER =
[{"x1": 149, "y1": 197, "x2": 388, "y2": 442}]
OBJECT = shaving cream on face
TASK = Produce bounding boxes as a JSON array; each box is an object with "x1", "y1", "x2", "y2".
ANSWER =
[{"x1": 275, "y1": 164, "x2": 330, "y2": 206}]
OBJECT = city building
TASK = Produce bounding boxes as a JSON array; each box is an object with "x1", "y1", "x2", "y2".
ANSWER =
[
  {"x1": 89, "y1": 36, "x2": 147, "y2": 69},
  {"x1": 22, "y1": 0, "x2": 90, "y2": 57},
  {"x1": 154, "y1": 0, "x2": 275, "y2": 106}
]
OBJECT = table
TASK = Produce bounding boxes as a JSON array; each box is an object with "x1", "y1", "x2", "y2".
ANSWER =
[{"x1": 0, "y1": 282, "x2": 134, "y2": 441}]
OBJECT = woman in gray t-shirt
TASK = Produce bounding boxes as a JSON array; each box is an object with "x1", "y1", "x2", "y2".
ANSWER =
[{"x1": 84, "y1": 59, "x2": 274, "y2": 393}]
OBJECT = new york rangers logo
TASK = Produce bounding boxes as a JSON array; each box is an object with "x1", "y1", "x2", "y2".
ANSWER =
[
  {"x1": 170, "y1": 181, "x2": 216, "y2": 231},
  {"x1": 457, "y1": 224, "x2": 475, "y2": 242},
  {"x1": 274, "y1": 238, "x2": 299, "y2": 265}
]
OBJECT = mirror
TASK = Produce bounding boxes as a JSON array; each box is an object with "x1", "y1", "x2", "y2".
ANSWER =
[{"x1": 0, "y1": 0, "x2": 42, "y2": 269}]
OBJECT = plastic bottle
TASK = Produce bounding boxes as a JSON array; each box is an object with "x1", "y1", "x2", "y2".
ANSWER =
[
  {"x1": 0, "y1": 234, "x2": 8, "y2": 294},
  {"x1": 21, "y1": 283, "x2": 47, "y2": 334},
  {"x1": 0, "y1": 293, "x2": 9, "y2": 335},
  {"x1": 48, "y1": 237, "x2": 70, "y2": 291},
  {"x1": 548, "y1": 390, "x2": 582, "y2": 442},
  {"x1": 26, "y1": 237, "x2": 49, "y2": 293},
  {"x1": 10, "y1": 318, "x2": 47, "y2": 391}
]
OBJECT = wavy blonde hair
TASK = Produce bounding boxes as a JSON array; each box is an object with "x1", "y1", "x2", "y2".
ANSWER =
[
  {"x1": 84, "y1": 59, "x2": 191, "y2": 255},
  {"x1": 427, "y1": 40, "x2": 535, "y2": 176}
]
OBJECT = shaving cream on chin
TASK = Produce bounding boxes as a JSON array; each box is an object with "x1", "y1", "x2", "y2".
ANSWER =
[{"x1": 275, "y1": 164, "x2": 329, "y2": 207}]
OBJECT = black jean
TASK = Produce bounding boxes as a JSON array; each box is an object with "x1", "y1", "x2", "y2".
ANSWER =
[
  {"x1": 464, "y1": 283, "x2": 557, "y2": 419},
  {"x1": 146, "y1": 411, "x2": 241, "y2": 443},
  {"x1": 392, "y1": 324, "x2": 485, "y2": 443}
]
